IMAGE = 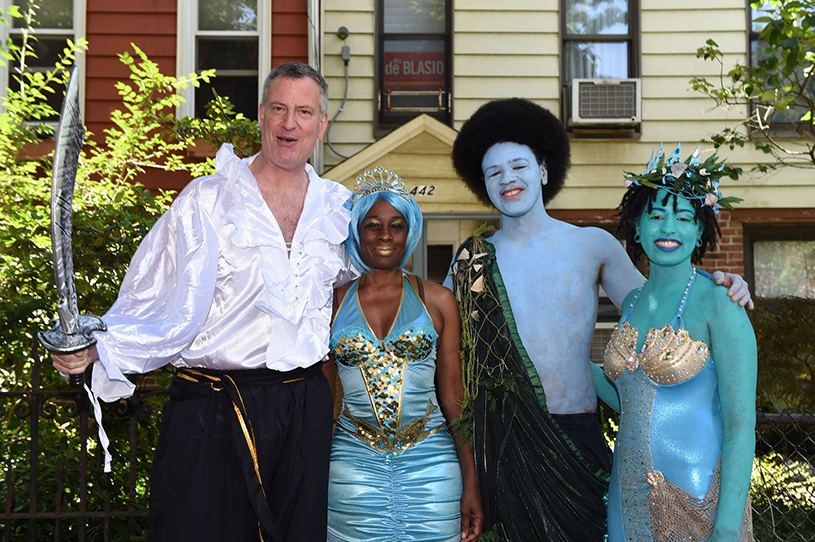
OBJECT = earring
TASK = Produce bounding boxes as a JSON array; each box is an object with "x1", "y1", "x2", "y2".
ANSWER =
[
  {"x1": 635, "y1": 232, "x2": 641, "y2": 243},
  {"x1": 696, "y1": 238, "x2": 703, "y2": 247}
]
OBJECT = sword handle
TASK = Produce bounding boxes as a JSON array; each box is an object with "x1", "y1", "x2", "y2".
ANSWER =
[{"x1": 39, "y1": 314, "x2": 105, "y2": 390}]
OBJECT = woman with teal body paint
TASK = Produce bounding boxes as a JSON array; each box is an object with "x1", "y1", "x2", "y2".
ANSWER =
[{"x1": 595, "y1": 144, "x2": 757, "y2": 542}]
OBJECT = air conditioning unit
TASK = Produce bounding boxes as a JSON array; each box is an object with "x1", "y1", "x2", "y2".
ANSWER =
[{"x1": 567, "y1": 78, "x2": 641, "y2": 127}]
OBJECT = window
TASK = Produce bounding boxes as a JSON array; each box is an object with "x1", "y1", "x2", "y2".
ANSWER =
[
  {"x1": 748, "y1": 2, "x2": 814, "y2": 129},
  {"x1": 0, "y1": 0, "x2": 85, "y2": 122},
  {"x1": 176, "y1": 0, "x2": 270, "y2": 121},
  {"x1": 745, "y1": 226, "x2": 815, "y2": 299},
  {"x1": 561, "y1": 0, "x2": 637, "y2": 85},
  {"x1": 375, "y1": 0, "x2": 452, "y2": 134}
]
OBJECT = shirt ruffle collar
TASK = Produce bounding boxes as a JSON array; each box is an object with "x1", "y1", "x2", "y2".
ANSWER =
[{"x1": 216, "y1": 144, "x2": 351, "y2": 366}]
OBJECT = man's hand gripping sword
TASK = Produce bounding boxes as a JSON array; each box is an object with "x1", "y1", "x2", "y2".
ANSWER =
[{"x1": 37, "y1": 66, "x2": 106, "y2": 387}]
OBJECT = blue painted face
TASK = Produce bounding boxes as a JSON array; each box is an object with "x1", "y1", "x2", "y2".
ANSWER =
[
  {"x1": 481, "y1": 142, "x2": 547, "y2": 217},
  {"x1": 636, "y1": 189, "x2": 702, "y2": 267}
]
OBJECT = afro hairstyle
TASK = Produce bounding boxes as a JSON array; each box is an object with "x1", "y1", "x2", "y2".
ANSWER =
[{"x1": 451, "y1": 98, "x2": 571, "y2": 206}]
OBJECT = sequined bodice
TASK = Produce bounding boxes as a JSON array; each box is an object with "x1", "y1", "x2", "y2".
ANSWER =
[
  {"x1": 604, "y1": 269, "x2": 737, "y2": 542},
  {"x1": 330, "y1": 276, "x2": 446, "y2": 453},
  {"x1": 604, "y1": 269, "x2": 710, "y2": 386}
]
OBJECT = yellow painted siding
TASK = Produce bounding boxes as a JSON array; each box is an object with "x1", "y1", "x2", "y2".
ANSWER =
[
  {"x1": 320, "y1": 0, "x2": 814, "y2": 212},
  {"x1": 641, "y1": 32, "x2": 746, "y2": 55},
  {"x1": 455, "y1": 98, "x2": 560, "y2": 121},
  {"x1": 321, "y1": 0, "x2": 376, "y2": 171},
  {"x1": 455, "y1": 33, "x2": 558, "y2": 55},
  {"x1": 454, "y1": 0, "x2": 560, "y2": 129},
  {"x1": 646, "y1": 0, "x2": 745, "y2": 8},
  {"x1": 454, "y1": 77, "x2": 560, "y2": 100}
]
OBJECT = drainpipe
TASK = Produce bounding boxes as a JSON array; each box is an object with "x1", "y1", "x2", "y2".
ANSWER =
[{"x1": 307, "y1": 0, "x2": 323, "y2": 174}]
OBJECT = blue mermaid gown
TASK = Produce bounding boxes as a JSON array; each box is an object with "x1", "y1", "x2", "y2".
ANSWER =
[
  {"x1": 327, "y1": 275, "x2": 462, "y2": 542},
  {"x1": 604, "y1": 270, "x2": 753, "y2": 542}
]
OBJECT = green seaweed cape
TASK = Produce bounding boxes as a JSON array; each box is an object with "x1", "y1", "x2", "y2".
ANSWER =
[{"x1": 451, "y1": 235, "x2": 609, "y2": 542}]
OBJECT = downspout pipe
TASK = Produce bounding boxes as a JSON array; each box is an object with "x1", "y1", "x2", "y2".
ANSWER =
[{"x1": 307, "y1": 0, "x2": 323, "y2": 173}]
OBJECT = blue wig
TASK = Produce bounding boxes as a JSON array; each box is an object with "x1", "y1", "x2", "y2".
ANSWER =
[{"x1": 345, "y1": 191, "x2": 423, "y2": 274}]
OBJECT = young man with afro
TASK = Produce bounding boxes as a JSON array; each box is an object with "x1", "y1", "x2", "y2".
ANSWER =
[{"x1": 445, "y1": 98, "x2": 752, "y2": 542}]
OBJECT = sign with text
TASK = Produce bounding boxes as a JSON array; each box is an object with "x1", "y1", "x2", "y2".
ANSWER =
[{"x1": 384, "y1": 51, "x2": 445, "y2": 90}]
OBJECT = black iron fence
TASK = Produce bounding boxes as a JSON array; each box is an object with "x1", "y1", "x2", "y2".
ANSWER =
[
  {"x1": 1, "y1": 347, "x2": 168, "y2": 541},
  {"x1": 2, "y1": 349, "x2": 814, "y2": 541}
]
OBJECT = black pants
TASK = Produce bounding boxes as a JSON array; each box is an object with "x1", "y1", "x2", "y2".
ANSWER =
[
  {"x1": 147, "y1": 364, "x2": 333, "y2": 542},
  {"x1": 551, "y1": 410, "x2": 613, "y2": 473}
]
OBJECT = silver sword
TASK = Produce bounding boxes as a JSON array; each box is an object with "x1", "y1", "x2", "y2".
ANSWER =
[{"x1": 37, "y1": 65, "x2": 106, "y2": 387}]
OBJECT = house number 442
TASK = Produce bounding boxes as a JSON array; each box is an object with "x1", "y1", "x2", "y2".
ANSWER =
[{"x1": 409, "y1": 185, "x2": 436, "y2": 196}]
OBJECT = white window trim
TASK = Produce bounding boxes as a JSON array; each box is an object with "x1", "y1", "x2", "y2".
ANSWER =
[
  {"x1": 0, "y1": 0, "x2": 86, "y2": 118},
  {"x1": 176, "y1": 0, "x2": 271, "y2": 120}
]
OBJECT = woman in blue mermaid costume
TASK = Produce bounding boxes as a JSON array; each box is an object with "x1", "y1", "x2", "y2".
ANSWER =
[
  {"x1": 595, "y1": 144, "x2": 757, "y2": 542},
  {"x1": 323, "y1": 168, "x2": 483, "y2": 542}
]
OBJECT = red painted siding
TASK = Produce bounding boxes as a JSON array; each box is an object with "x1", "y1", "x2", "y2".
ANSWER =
[
  {"x1": 271, "y1": 0, "x2": 309, "y2": 68},
  {"x1": 85, "y1": 0, "x2": 176, "y2": 145},
  {"x1": 82, "y1": 0, "x2": 310, "y2": 191}
]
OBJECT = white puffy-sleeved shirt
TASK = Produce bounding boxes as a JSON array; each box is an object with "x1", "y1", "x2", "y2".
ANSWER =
[{"x1": 91, "y1": 144, "x2": 353, "y2": 403}]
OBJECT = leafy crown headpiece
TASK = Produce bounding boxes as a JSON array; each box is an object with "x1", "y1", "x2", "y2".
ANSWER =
[
  {"x1": 350, "y1": 166, "x2": 411, "y2": 205},
  {"x1": 623, "y1": 143, "x2": 741, "y2": 214}
]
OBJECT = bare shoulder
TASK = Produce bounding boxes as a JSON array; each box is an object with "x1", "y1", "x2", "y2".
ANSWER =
[
  {"x1": 552, "y1": 223, "x2": 616, "y2": 248},
  {"x1": 561, "y1": 225, "x2": 624, "y2": 264},
  {"x1": 576, "y1": 225, "x2": 619, "y2": 245},
  {"x1": 694, "y1": 274, "x2": 748, "y2": 321},
  {"x1": 423, "y1": 279, "x2": 457, "y2": 309}
]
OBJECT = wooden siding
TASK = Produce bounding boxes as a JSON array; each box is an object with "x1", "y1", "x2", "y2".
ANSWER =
[
  {"x1": 85, "y1": 0, "x2": 176, "y2": 144},
  {"x1": 271, "y1": 0, "x2": 309, "y2": 67},
  {"x1": 319, "y1": 0, "x2": 813, "y2": 212},
  {"x1": 453, "y1": 0, "x2": 560, "y2": 130},
  {"x1": 82, "y1": 0, "x2": 309, "y2": 191},
  {"x1": 321, "y1": 0, "x2": 376, "y2": 170}
]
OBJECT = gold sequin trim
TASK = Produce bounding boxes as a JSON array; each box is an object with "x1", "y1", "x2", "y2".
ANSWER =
[
  {"x1": 339, "y1": 400, "x2": 444, "y2": 453},
  {"x1": 604, "y1": 322, "x2": 639, "y2": 380},
  {"x1": 604, "y1": 323, "x2": 710, "y2": 385}
]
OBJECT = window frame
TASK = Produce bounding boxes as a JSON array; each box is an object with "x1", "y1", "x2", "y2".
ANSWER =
[
  {"x1": 176, "y1": 0, "x2": 271, "y2": 120},
  {"x1": 560, "y1": 0, "x2": 640, "y2": 87},
  {"x1": 746, "y1": 1, "x2": 814, "y2": 134},
  {"x1": 0, "y1": 0, "x2": 86, "y2": 119},
  {"x1": 373, "y1": 0, "x2": 453, "y2": 137},
  {"x1": 744, "y1": 224, "x2": 815, "y2": 299}
]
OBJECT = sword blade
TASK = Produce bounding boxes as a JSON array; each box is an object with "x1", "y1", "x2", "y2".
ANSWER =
[
  {"x1": 50, "y1": 65, "x2": 85, "y2": 335},
  {"x1": 38, "y1": 65, "x2": 105, "y2": 364}
]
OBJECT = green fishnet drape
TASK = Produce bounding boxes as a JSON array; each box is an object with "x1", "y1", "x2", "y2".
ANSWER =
[{"x1": 452, "y1": 235, "x2": 609, "y2": 542}]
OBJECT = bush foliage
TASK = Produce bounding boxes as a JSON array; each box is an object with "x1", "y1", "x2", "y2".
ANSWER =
[
  {"x1": 0, "y1": 2, "x2": 260, "y2": 538},
  {"x1": 749, "y1": 296, "x2": 815, "y2": 413}
]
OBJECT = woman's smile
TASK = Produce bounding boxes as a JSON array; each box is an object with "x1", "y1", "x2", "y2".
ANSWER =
[{"x1": 655, "y1": 238, "x2": 682, "y2": 251}]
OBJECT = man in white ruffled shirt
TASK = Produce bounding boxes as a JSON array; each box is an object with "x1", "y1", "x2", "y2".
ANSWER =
[{"x1": 51, "y1": 62, "x2": 354, "y2": 542}]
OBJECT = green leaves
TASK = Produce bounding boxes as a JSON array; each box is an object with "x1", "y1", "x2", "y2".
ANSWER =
[
  {"x1": 174, "y1": 89, "x2": 261, "y2": 158},
  {"x1": 691, "y1": 1, "x2": 815, "y2": 170},
  {"x1": 0, "y1": 13, "x2": 257, "y2": 366}
]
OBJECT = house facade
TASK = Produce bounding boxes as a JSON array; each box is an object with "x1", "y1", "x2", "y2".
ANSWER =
[
  {"x1": 2, "y1": 0, "x2": 813, "y2": 328},
  {"x1": 319, "y1": 0, "x2": 815, "y2": 299}
]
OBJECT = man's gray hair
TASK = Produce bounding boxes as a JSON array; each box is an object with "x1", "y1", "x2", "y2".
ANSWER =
[{"x1": 261, "y1": 62, "x2": 329, "y2": 115}]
